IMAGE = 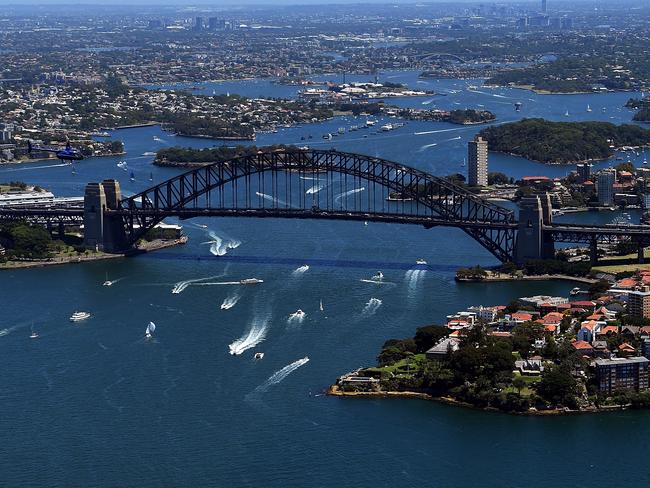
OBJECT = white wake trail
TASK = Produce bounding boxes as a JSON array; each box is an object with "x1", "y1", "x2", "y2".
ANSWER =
[
  {"x1": 255, "y1": 191, "x2": 290, "y2": 207},
  {"x1": 362, "y1": 298, "x2": 383, "y2": 316},
  {"x1": 221, "y1": 293, "x2": 241, "y2": 310},
  {"x1": 206, "y1": 230, "x2": 241, "y2": 256},
  {"x1": 228, "y1": 314, "x2": 270, "y2": 355},
  {"x1": 306, "y1": 183, "x2": 325, "y2": 194},
  {"x1": 253, "y1": 357, "x2": 310, "y2": 393},
  {"x1": 171, "y1": 272, "x2": 227, "y2": 294},
  {"x1": 334, "y1": 187, "x2": 365, "y2": 203},
  {"x1": 292, "y1": 264, "x2": 310, "y2": 276}
]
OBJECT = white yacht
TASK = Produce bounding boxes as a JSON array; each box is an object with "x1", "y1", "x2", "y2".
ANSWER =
[
  {"x1": 365, "y1": 119, "x2": 377, "y2": 127},
  {"x1": 290, "y1": 309, "x2": 306, "y2": 319},
  {"x1": 416, "y1": 259, "x2": 428, "y2": 265},
  {"x1": 380, "y1": 124, "x2": 393, "y2": 131},
  {"x1": 240, "y1": 278, "x2": 263, "y2": 285},
  {"x1": 254, "y1": 352, "x2": 265, "y2": 360},
  {"x1": 102, "y1": 272, "x2": 113, "y2": 286},
  {"x1": 153, "y1": 136, "x2": 162, "y2": 142},
  {"x1": 372, "y1": 271, "x2": 384, "y2": 281},
  {"x1": 70, "y1": 311, "x2": 91, "y2": 322},
  {"x1": 30, "y1": 331, "x2": 39, "y2": 339}
]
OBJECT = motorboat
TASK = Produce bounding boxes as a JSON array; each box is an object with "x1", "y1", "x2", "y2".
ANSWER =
[
  {"x1": 117, "y1": 160, "x2": 127, "y2": 170},
  {"x1": 322, "y1": 133, "x2": 332, "y2": 140},
  {"x1": 416, "y1": 259, "x2": 428, "y2": 265},
  {"x1": 130, "y1": 171, "x2": 135, "y2": 181},
  {"x1": 102, "y1": 272, "x2": 113, "y2": 286},
  {"x1": 587, "y1": 104, "x2": 592, "y2": 112},
  {"x1": 570, "y1": 287, "x2": 581, "y2": 296},
  {"x1": 380, "y1": 124, "x2": 393, "y2": 131},
  {"x1": 371, "y1": 271, "x2": 384, "y2": 281},
  {"x1": 337, "y1": 127, "x2": 345, "y2": 134},
  {"x1": 240, "y1": 278, "x2": 263, "y2": 285},
  {"x1": 319, "y1": 299, "x2": 324, "y2": 312},
  {"x1": 153, "y1": 136, "x2": 162, "y2": 142},
  {"x1": 30, "y1": 331, "x2": 39, "y2": 339},
  {"x1": 366, "y1": 119, "x2": 376, "y2": 127},
  {"x1": 145, "y1": 321, "x2": 156, "y2": 340},
  {"x1": 290, "y1": 309, "x2": 306, "y2": 320},
  {"x1": 70, "y1": 311, "x2": 91, "y2": 322},
  {"x1": 254, "y1": 352, "x2": 265, "y2": 360}
]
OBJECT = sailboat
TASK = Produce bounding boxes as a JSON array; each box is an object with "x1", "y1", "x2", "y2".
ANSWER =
[
  {"x1": 586, "y1": 104, "x2": 592, "y2": 112},
  {"x1": 130, "y1": 171, "x2": 135, "y2": 181},
  {"x1": 30, "y1": 323, "x2": 39, "y2": 339},
  {"x1": 145, "y1": 321, "x2": 156, "y2": 340},
  {"x1": 319, "y1": 299, "x2": 324, "y2": 312},
  {"x1": 102, "y1": 272, "x2": 113, "y2": 286},
  {"x1": 564, "y1": 109, "x2": 570, "y2": 117},
  {"x1": 461, "y1": 157, "x2": 466, "y2": 167},
  {"x1": 149, "y1": 172, "x2": 154, "y2": 182}
]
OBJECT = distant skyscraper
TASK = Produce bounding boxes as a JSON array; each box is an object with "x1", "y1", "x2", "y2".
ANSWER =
[
  {"x1": 468, "y1": 136, "x2": 488, "y2": 187},
  {"x1": 194, "y1": 17, "x2": 204, "y2": 31},
  {"x1": 208, "y1": 17, "x2": 226, "y2": 30},
  {"x1": 597, "y1": 170, "x2": 616, "y2": 206},
  {"x1": 542, "y1": 0, "x2": 547, "y2": 13},
  {"x1": 576, "y1": 162, "x2": 592, "y2": 183}
]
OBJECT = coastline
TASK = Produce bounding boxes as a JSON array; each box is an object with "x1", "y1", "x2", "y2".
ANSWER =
[
  {"x1": 327, "y1": 385, "x2": 626, "y2": 416},
  {"x1": 0, "y1": 237, "x2": 187, "y2": 270},
  {"x1": 1, "y1": 151, "x2": 127, "y2": 167},
  {"x1": 455, "y1": 273, "x2": 599, "y2": 284}
]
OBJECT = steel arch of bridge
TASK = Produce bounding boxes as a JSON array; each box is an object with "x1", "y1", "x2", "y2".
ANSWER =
[{"x1": 116, "y1": 149, "x2": 517, "y2": 261}]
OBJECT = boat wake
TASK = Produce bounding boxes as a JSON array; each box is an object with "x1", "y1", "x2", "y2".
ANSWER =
[
  {"x1": 228, "y1": 314, "x2": 270, "y2": 355},
  {"x1": 405, "y1": 269, "x2": 426, "y2": 294},
  {"x1": 292, "y1": 264, "x2": 310, "y2": 276},
  {"x1": 205, "y1": 231, "x2": 241, "y2": 256},
  {"x1": 252, "y1": 357, "x2": 310, "y2": 394},
  {"x1": 255, "y1": 191, "x2": 290, "y2": 207},
  {"x1": 287, "y1": 311, "x2": 306, "y2": 325},
  {"x1": 306, "y1": 183, "x2": 325, "y2": 194},
  {"x1": 418, "y1": 142, "x2": 437, "y2": 152},
  {"x1": 334, "y1": 187, "x2": 365, "y2": 203},
  {"x1": 362, "y1": 298, "x2": 383, "y2": 316},
  {"x1": 359, "y1": 279, "x2": 395, "y2": 286},
  {"x1": 221, "y1": 293, "x2": 241, "y2": 310},
  {"x1": 171, "y1": 272, "x2": 227, "y2": 294}
]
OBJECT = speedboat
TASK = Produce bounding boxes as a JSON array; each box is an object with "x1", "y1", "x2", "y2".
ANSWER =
[
  {"x1": 153, "y1": 136, "x2": 162, "y2": 142},
  {"x1": 371, "y1": 271, "x2": 384, "y2": 281},
  {"x1": 416, "y1": 259, "x2": 427, "y2": 265},
  {"x1": 240, "y1": 278, "x2": 263, "y2": 285},
  {"x1": 102, "y1": 272, "x2": 113, "y2": 286},
  {"x1": 380, "y1": 124, "x2": 393, "y2": 131},
  {"x1": 570, "y1": 287, "x2": 581, "y2": 296},
  {"x1": 290, "y1": 309, "x2": 306, "y2": 320},
  {"x1": 254, "y1": 352, "x2": 265, "y2": 360},
  {"x1": 70, "y1": 311, "x2": 91, "y2": 322},
  {"x1": 30, "y1": 331, "x2": 39, "y2": 339}
]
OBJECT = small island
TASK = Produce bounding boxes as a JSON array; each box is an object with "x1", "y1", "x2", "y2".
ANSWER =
[
  {"x1": 395, "y1": 107, "x2": 496, "y2": 125},
  {"x1": 154, "y1": 144, "x2": 299, "y2": 167},
  {"x1": 478, "y1": 118, "x2": 650, "y2": 164}
]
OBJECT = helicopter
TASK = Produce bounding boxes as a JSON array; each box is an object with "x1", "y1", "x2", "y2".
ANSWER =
[{"x1": 27, "y1": 140, "x2": 84, "y2": 162}]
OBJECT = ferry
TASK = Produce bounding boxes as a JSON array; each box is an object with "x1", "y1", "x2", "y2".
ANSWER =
[
  {"x1": 240, "y1": 278, "x2": 263, "y2": 285},
  {"x1": 70, "y1": 311, "x2": 91, "y2": 322},
  {"x1": 254, "y1": 352, "x2": 265, "y2": 360}
]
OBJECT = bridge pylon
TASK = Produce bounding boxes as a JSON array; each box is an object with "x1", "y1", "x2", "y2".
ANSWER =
[
  {"x1": 515, "y1": 193, "x2": 555, "y2": 265},
  {"x1": 83, "y1": 179, "x2": 128, "y2": 252}
]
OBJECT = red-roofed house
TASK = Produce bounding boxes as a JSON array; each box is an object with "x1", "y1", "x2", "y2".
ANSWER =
[
  {"x1": 618, "y1": 343, "x2": 637, "y2": 356},
  {"x1": 571, "y1": 300, "x2": 596, "y2": 311},
  {"x1": 572, "y1": 340, "x2": 594, "y2": 356},
  {"x1": 511, "y1": 312, "x2": 533, "y2": 323}
]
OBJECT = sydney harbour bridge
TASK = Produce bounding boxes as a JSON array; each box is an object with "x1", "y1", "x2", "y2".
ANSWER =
[{"x1": 1, "y1": 148, "x2": 649, "y2": 264}]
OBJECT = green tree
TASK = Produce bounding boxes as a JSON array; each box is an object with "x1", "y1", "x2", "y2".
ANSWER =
[
  {"x1": 512, "y1": 376, "x2": 527, "y2": 395},
  {"x1": 536, "y1": 363, "x2": 578, "y2": 407}
]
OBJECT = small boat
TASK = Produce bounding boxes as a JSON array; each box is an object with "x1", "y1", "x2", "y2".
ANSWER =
[
  {"x1": 102, "y1": 273, "x2": 113, "y2": 286},
  {"x1": 602, "y1": 107, "x2": 607, "y2": 113},
  {"x1": 70, "y1": 311, "x2": 91, "y2": 322},
  {"x1": 319, "y1": 299, "x2": 324, "y2": 312},
  {"x1": 586, "y1": 104, "x2": 592, "y2": 112},
  {"x1": 322, "y1": 133, "x2": 332, "y2": 140},
  {"x1": 366, "y1": 119, "x2": 376, "y2": 127},
  {"x1": 372, "y1": 271, "x2": 384, "y2": 281},
  {"x1": 564, "y1": 110, "x2": 570, "y2": 117},
  {"x1": 461, "y1": 158, "x2": 466, "y2": 167},
  {"x1": 289, "y1": 309, "x2": 306, "y2": 320},
  {"x1": 570, "y1": 287, "x2": 581, "y2": 296},
  {"x1": 337, "y1": 127, "x2": 345, "y2": 134},
  {"x1": 514, "y1": 102, "x2": 522, "y2": 112},
  {"x1": 30, "y1": 331, "x2": 39, "y2": 339},
  {"x1": 145, "y1": 321, "x2": 156, "y2": 340},
  {"x1": 149, "y1": 172, "x2": 154, "y2": 182},
  {"x1": 416, "y1": 259, "x2": 427, "y2": 265},
  {"x1": 240, "y1": 278, "x2": 263, "y2": 285},
  {"x1": 117, "y1": 160, "x2": 127, "y2": 170},
  {"x1": 142, "y1": 152, "x2": 156, "y2": 156},
  {"x1": 254, "y1": 352, "x2": 264, "y2": 360},
  {"x1": 364, "y1": 221, "x2": 368, "y2": 226},
  {"x1": 130, "y1": 171, "x2": 135, "y2": 181},
  {"x1": 153, "y1": 136, "x2": 162, "y2": 142},
  {"x1": 380, "y1": 124, "x2": 393, "y2": 131}
]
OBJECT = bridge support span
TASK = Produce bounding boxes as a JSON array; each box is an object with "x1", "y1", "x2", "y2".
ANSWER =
[{"x1": 83, "y1": 179, "x2": 127, "y2": 251}]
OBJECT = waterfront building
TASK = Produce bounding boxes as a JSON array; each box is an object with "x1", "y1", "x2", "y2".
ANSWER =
[
  {"x1": 628, "y1": 289, "x2": 650, "y2": 319},
  {"x1": 576, "y1": 163, "x2": 592, "y2": 184},
  {"x1": 597, "y1": 170, "x2": 616, "y2": 206},
  {"x1": 595, "y1": 357, "x2": 650, "y2": 394},
  {"x1": 467, "y1": 135, "x2": 488, "y2": 187},
  {"x1": 425, "y1": 338, "x2": 460, "y2": 363}
]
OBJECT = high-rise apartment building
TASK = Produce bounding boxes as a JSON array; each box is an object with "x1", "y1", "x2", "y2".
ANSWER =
[{"x1": 468, "y1": 136, "x2": 488, "y2": 187}]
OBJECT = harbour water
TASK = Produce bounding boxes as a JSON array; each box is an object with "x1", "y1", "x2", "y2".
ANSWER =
[{"x1": 2, "y1": 73, "x2": 650, "y2": 486}]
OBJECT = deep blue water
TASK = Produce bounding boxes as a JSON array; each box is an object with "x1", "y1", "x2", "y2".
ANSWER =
[{"x1": 1, "y1": 74, "x2": 650, "y2": 487}]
